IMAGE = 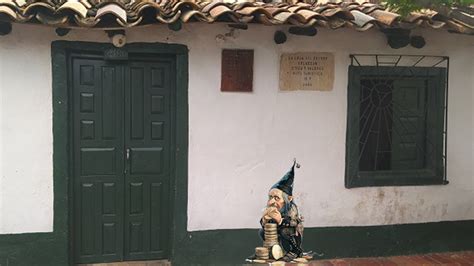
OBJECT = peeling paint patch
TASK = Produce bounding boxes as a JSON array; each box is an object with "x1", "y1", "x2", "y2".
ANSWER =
[
  {"x1": 418, "y1": 198, "x2": 425, "y2": 205},
  {"x1": 320, "y1": 201, "x2": 329, "y2": 209},
  {"x1": 441, "y1": 203, "x2": 448, "y2": 217},
  {"x1": 377, "y1": 189, "x2": 385, "y2": 203}
]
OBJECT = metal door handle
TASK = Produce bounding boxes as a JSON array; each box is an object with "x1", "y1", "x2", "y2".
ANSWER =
[{"x1": 124, "y1": 148, "x2": 131, "y2": 174}]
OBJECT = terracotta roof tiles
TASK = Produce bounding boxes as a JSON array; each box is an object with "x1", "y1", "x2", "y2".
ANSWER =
[{"x1": 0, "y1": 0, "x2": 472, "y2": 34}]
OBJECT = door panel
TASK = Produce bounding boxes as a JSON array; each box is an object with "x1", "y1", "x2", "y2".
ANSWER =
[
  {"x1": 73, "y1": 58, "x2": 125, "y2": 263},
  {"x1": 73, "y1": 55, "x2": 174, "y2": 263},
  {"x1": 124, "y1": 59, "x2": 174, "y2": 260}
]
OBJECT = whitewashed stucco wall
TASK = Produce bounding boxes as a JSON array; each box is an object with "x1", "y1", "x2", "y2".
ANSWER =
[
  {"x1": 0, "y1": 44, "x2": 3, "y2": 233},
  {"x1": 0, "y1": 23, "x2": 472, "y2": 234},
  {"x1": 0, "y1": 28, "x2": 56, "y2": 234}
]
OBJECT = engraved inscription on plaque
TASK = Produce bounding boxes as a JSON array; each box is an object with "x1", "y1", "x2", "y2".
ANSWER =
[
  {"x1": 279, "y1": 52, "x2": 334, "y2": 91},
  {"x1": 221, "y1": 49, "x2": 253, "y2": 92}
]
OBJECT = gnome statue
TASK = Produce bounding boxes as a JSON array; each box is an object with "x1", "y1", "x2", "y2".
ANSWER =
[{"x1": 259, "y1": 160, "x2": 305, "y2": 262}]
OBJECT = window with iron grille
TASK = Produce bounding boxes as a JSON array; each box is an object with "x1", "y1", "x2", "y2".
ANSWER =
[{"x1": 345, "y1": 55, "x2": 449, "y2": 188}]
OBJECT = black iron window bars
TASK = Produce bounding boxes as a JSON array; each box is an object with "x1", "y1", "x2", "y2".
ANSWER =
[{"x1": 346, "y1": 54, "x2": 449, "y2": 188}]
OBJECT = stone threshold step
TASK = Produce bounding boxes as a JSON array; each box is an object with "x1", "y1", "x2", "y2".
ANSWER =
[{"x1": 78, "y1": 260, "x2": 170, "y2": 266}]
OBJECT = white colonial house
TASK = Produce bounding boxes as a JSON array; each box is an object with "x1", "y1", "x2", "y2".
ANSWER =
[{"x1": 0, "y1": 0, "x2": 472, "y2": 265}]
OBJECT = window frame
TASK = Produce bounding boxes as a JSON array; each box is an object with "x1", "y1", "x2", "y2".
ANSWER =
[{"x1": 345, "y1": 66, "x2": 448, "y2": 188}]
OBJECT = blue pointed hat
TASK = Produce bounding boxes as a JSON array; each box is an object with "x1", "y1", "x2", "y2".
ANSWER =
[{"x1": 271, "y1": 160, "x2": 299, "y2": 196}]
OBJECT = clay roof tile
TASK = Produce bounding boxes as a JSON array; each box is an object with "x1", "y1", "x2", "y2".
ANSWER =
[{"x1": 0, "y1": 0, "x2": 470, "y2": 34}]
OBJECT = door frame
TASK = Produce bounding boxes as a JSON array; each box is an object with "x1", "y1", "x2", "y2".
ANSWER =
[{"x1": 52, "y1": 41, "x2": 189, "y2": 264}]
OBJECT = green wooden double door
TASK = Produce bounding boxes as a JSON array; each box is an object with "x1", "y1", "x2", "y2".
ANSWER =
[{"x1": 72, "y1": 54, "x2": 176, "y2": 263}]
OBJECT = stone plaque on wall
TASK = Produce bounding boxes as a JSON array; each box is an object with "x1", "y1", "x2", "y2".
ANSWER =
[{"x1": 279, "y1": 52, "x2": 334, "y2": 91}]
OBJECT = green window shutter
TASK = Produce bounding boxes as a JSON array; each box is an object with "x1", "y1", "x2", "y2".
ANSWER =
[
  {"x1": 391, "y1": 79, "x2": 426, "y2": 170},
  {"x1": 345, "y1": 66, "x2": 447, "y2": 188},
  {"x1": 426, "y1": 68, "x2": 447, "y2": 178}
]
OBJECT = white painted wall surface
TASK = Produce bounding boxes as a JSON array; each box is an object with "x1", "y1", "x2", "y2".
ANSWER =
[
  {"x1": 0, "y1": 26, "x2": 57, "y2": 233},
  {"x1": 0, "y1": 43, "x2": 3, "y2": 233},
  {"x1": 0, "y1": 23, "x2": 472, "y2": 234}
]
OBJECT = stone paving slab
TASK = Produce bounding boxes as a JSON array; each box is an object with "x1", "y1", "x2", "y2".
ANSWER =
[
  {"x1": 307, "y1": 251, "x2": 474, "y2": 266},
  {"x1": 77, "y1": 251, "x2": 474, "y2": 265}
]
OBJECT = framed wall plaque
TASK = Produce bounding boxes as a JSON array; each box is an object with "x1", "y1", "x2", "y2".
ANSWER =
[{"x1": 221, "y1": 49, "x2": 253, "y2": 92}]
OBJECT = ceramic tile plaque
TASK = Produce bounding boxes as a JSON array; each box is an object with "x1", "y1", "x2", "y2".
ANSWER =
[
  {"x1": 279, "y1": 52, "x2": 334, "y2": 91},
  {"x1": 221, "y1": 49, "x2": 253, "y2": 92}
]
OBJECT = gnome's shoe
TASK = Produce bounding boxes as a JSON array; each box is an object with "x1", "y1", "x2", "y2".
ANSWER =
[
  {"x1": 302, "y1": 250, "x2": 315, "y2": 260},
  {"x1": 279, "y1": 252, "x2": 298, "y2": 262}
]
